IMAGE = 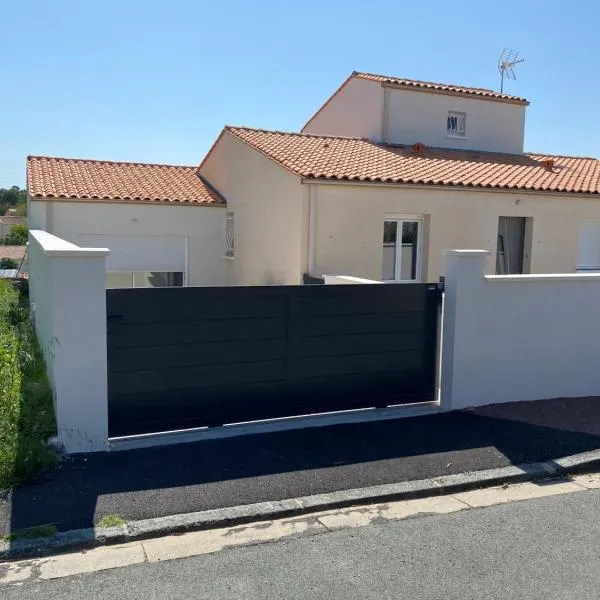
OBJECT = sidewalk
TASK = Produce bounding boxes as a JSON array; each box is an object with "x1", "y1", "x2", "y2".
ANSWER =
[{"x1": 2, "y1": 396, "x2": 600, "y2": 537}]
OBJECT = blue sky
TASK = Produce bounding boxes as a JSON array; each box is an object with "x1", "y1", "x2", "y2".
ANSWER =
[{"x1": 2, "y1": 0, "x2": 599, "y2": 187}]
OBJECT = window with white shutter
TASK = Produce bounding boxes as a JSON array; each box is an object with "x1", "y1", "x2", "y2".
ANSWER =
[{"x1": 447, "y1": 111, "x2": 467, "y2": 137}]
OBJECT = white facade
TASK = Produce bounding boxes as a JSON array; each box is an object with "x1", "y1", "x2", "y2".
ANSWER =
[
  {"x1": 442, "y1": 250, "x2": 600, "y2": 410},
  {"x1": 384, "y1": 87, "x2": 525, "y2": 153},
  {"x1": 28, "y1": 198, "x2": 226, "y2": 287},
  {"x1": 199, "y1": 131, "x2": 306, "y2": 286},
  {"x1": 303, "y1": 74, "x2": 527, "y2": 153},
  {"x1": 302, "y1": 75, "x2": 384, "y2": 141},
  {"x1": 308, "y1": 182, "x2": 600, "y2": 282}
]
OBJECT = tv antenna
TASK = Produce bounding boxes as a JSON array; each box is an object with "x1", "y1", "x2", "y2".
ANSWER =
[{"x1": 498, "y1": 49, "x2": 524, "y2": 93}]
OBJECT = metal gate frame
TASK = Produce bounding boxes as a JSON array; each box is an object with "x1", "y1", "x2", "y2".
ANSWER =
[{"x1": 107, "y1": 283, "x2": 442, "y2": 437}]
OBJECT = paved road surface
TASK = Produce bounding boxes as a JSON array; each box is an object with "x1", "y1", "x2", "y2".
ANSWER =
[{"x1": 5, "y1": 484, "x2": 600, "y2": 599}]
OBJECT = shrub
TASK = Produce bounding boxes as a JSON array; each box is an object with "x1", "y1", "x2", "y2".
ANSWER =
[
  {"x1": 0, "y1": 258, "x2": 18, "y2": 270},
  {"x1": 5, "y1": 224, "x2": 28, "y2": 246},
  {"x1": 0, "y1": 281, "x2": 56, "y2": 488}
]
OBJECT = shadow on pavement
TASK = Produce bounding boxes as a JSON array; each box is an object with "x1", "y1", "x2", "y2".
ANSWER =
[{"x1": 5, "y1": 396, "x2": 600, "y2": 537}]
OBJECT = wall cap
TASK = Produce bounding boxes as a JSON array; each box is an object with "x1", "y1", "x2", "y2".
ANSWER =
[
  {"x1": 486, "y1": 273, "x2": 600, "y2": 282},
  {"x1": 30, "y1": 229, "x2": 110, "y2": 258},
  {"x1": 324, "y1": 274, "x2": 381, "y2": 284}
]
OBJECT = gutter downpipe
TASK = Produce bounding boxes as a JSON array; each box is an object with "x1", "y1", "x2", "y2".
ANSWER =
[{"x1": 307, "y1": 183, "x2": 317, "y2": 275}]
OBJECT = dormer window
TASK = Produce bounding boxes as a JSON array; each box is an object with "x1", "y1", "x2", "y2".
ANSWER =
[{"x1": 447, "y1": 111, "x2": 466, "y2": 138}]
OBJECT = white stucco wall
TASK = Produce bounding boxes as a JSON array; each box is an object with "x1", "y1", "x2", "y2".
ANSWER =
[
  {"x1": 199, "y1": 132, "x2": 305, "y2": 285},
  {"x1": 28, "y1": 198, "x2": 226, "y2": 286},
  {"x1": 384, "y1": 88, "x2": 526, "y2": 153},
  {"x1": 301, "y1": 75, "x2": 526, "y2": 154},
  {"x1": 310, "y1": 182, "x2": 600, "y2": 282},
  {"x1": 301, "y1": 76, "x2": 384, "y2": 141},
  {"x1": 29, "y1": 230, "x2": 109, "y2": 452},
  {"x1": 441, "y1": 250, "x2": 600, "y2": 410}
]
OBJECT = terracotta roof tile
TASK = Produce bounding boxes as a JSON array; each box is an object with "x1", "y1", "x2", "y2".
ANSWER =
[
  {"x1": 354, "y1": 72, "x2": 529, "y2": 105},
  {"x1": 27, "y1": 156, "x2": 225, "y2": 205},
  {"x1": 225, "y1": 127, "x2": 600, "y2": 195}
]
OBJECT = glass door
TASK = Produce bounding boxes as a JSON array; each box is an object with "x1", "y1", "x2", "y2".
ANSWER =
[{"x1": 382, "y1": 218, "x2": 422, "y2": 281}]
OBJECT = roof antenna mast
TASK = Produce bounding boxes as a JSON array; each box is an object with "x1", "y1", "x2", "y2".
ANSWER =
[{"x1": 498, "y1": 49, "x2": 524, "y2": 93}]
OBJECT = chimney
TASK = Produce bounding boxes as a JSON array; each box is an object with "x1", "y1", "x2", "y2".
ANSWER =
[
  {"x1": 541, "y1": 158, "x2": 555, "y2": 171},
  {"x1": 412, "y1": 142, "x2": 426, "y2": 155}
]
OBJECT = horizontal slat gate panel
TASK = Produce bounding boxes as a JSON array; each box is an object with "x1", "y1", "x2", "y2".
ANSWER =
[
  {"x1": 107, "y1": 318, "x2": 286, "y2": 347},
  {"x1": 110, "y1": 360, "x2": 286, "y2": 395},
  {"x1": 107, "y1": 287, "x2": 289, "y2": 323},
  {"x1": 288, "y1": 350, "x2": 424, "y2": 379},
  {"x1": 108, "y1": 370, "x2": 429, "y2": 437},
  {"x1": 288, "y1": 330, "x2": 425, "y2": 358},
  {"x1": 292, "y1": 312, "x2": 426, "y2": 336},
  {"x1": 109, "y1": 339, "x2": 287, "y2": 372},
  {"x1": 107, "y1": 283, "x2": 441, "y2": 437}
]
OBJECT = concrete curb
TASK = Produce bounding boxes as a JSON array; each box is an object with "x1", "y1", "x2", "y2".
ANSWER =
[{"x1": 3, "y1": 448, "x2": 600, "y2": 561}]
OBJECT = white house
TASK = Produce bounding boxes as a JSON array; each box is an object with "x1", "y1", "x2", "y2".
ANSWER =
[
  {"x1": 27, "y1": 158, "x2": 227, "y2": 287},
  {"x1": 27, "y1": 71, "x2": 600, "y2": 287}
]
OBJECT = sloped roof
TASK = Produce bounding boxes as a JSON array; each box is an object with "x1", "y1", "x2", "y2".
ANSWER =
[
  {"x1": 224, "y1": 126, "x2": 600, "y2": 195},
  {"x1": 27, "y1": 156, "x2": 225, "y2": 205},
  {"x1": 354, "y1": 71, "x2": 529, "y2": 105}
]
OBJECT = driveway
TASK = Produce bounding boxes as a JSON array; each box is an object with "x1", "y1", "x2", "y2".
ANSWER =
[{"x1": 2, "y1": 396, "x2": 600, "y2": 536}]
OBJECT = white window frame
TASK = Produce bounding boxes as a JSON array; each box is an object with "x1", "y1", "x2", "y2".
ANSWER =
[
  {"x1": 446, "y1": 111, "x2": 467, "y2": 138},
  {"x1": 382, "y1": 216, "x2": 423, "y2": 282},
  {"x1": 224, "y1": 212, "x2": 235, "y2": 259}
]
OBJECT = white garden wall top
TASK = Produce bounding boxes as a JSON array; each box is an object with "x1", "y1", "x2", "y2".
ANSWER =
[
  {"x1": 442, "y1": 249, "x2": 600, "y2": 411},
  {"x1": 324, "y1": 275, "x2": 381, "y2": 284},
  {"x1": 30, "y1": 229, "x2": 110, "y2": 257},
  {"x1": 29, "y1": 229, "x2": 110, "y2": 453}
]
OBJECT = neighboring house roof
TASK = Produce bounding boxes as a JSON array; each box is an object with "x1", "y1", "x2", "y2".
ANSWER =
[
  {"x1": 27, "y1": 156, "x2": 225, "y2": 205},
  {"x1": 0, "y1": 246, "x2": 27, "y2": 261},
  {"x1": 223, "y1": 126, "x2": 600, "y2": 195},
  {"x1": 354, "y1": 71, "x2": 529, "y2": 105}
]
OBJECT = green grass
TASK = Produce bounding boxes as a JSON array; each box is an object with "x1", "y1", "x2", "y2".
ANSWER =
[
  {"x1": 96, "y1": 515, "x2": 127, "y2": 528},
  {"x1": 1, "y1": 524, "x2": 57, "y2": 542},
  {"x1": 0, "y1": 280, "x2": 57, "y2": 489}
]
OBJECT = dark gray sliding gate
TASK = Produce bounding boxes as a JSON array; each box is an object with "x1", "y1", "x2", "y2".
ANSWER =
[{"x1": 107, "y1": 283, "x2": 441, "y2": 437}]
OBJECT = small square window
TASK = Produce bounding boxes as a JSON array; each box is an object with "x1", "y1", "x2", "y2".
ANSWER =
[
  {"x1": 225, "y1": 212, "x2": 235, "y2": 258},
  {"x1": 447, "y1": 111, "x2": 466, "y2": 137}
]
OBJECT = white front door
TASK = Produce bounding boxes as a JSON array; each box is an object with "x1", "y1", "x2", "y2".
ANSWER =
[{"x1": 382, "y1": 218, "x2": 422, "y2": 282}]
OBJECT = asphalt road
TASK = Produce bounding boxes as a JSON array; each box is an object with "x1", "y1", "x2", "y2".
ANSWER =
[
  {"x1": 6, "y1": 484, "x2": 600, "y2": 599},
  {"x1": 3, "y1": 396, "x2": 600, "y2": 535}
]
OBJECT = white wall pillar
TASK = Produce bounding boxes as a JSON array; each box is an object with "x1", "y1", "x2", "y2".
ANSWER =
[
  {"x1": 29, "y1": 230, "x2": 110, "y2": 453},
  {"x1": 440, "y1": 250, "x2": 491, "y2": 411}
]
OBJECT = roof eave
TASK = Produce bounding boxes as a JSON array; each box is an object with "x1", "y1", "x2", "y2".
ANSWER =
[
  {"x1": 29, "y1": 195, "x2": 226, "y2": 207},
  {"x1": 380, "y1": 81, "x2": 530, "y2": 106},
  {"x1": 300, "y1": 177, "x2": 597, "y2": 197}
]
